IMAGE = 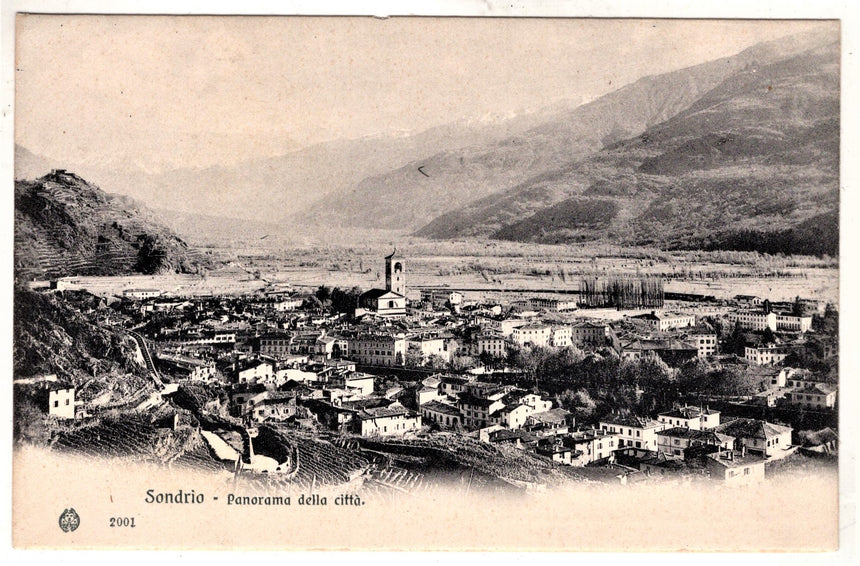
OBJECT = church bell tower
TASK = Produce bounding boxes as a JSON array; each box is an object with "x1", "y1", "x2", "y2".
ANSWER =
[{"x1": 385, "y1": 249, "x2": 405, "y2": 296}]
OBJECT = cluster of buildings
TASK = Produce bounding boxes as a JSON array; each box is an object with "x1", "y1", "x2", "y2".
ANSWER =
[
  {"x1": 23, "y1": 250, "x2": 836, "y2": 488},
  {"x1": 754, "y1": 367, "x2": 839, "y2": 409},
  {"x1": 457, "y1": 399, "x2": 794, "y2": 485},
  {"x1": 405, "y1": 369, "x2": 794, "y2": 484},
  {"x1": 96, "y1": 253, "x2": 832, "y2": 385},
  {"x1": 226, "y1": 357, "x2": 421, "y2": 436},
  {"x1": 109, "y1": 253, "x2": 832, "y2": 425},
  {"x1": 417, "y1": 375, "x2": 555, "y2": 430},
  {"x1": 540, "y1": 406, "x2": 792, "y2": 485}
]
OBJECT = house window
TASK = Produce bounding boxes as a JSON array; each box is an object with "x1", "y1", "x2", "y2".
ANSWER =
[
  {"x1": 65, "y1": 399, "x2": 70, "y2": 405},
  {"x1": 744, "y1": 467, "x2": 750, "y2": 475},
  {"x1": 635, "y1": 441, "x2": 641, "y2": 448},
  {"x1": 54, "y1": 401, "x2": 59, "y2": 408}
]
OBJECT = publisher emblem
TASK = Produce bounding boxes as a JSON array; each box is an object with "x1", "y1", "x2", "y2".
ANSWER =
[{"x1": 58, "y1": 508, "x2": 80, "y2": 533}]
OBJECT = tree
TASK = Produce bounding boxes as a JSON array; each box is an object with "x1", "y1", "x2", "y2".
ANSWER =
[
  {"x1": 678, "y1": 358, "x2": 711, "y2": 395},
  {"x1": 478, "y1": 351, "x2": 506, "y2": 370},
  {"x1": 723, "y1": 322, "x2": 746, "y2": 356},
  {"x1": 449, "y1": 355, "x2": 475, "y2": 372},
  {"x1": 330, "y1": 286, "x2": 363, "y2": 314},
  {"x1": 314, "y1": 285, "x2": 333, "y2": 306},
  {"x1": 710, "y1": 366, "x2": 755, "y2": 396},
  {"x1": 135, "y1": 235, "x2": 168, "y2": 274},
  {"x1": 817, "y1": 303, "x2": 839, "y2": 338},
  {"x1": 557, "y1": 389, "x2": 597, "y2": 422},
  {"x1": 404, "y1": 344, "x2": 423, "y2": 368},
  {"x1": 303, "y1": 295, "x2": 322, "y2": 310},
  {"x1": 426, "y1": 354, "x2": 447, "y2": 370}
]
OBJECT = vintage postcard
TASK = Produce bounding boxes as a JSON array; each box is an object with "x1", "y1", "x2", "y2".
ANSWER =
[{"x1": 8, "y1": 8, "x2": 845, "y2": 552}]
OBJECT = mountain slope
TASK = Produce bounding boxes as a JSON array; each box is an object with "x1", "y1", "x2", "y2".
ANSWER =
[
  {"x1": 417, "y1": 39, "x2": 839, "y2": 256},
  {"x1": 15, "y1": 101, "x2": 586, "y2": 228},
  {"x1": 14, "y1": 170, "x2": 208, "y2": 279},
  {"x1": 304, "y1": 31, "x2": 834, "y2": 232},
  {"x1": 14, "y1": 287, "x2": 145, "y2": 381}
]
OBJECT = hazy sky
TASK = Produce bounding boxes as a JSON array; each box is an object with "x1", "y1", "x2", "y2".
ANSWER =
[{"x1": 16, "y1": 16, "x2": 831, "y2": 172}]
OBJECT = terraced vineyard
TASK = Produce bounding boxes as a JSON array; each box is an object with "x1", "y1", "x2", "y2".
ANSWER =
[
  {"x1": 249, "y1": 427, "x2": 370, "y2": 491},
  {"x1": 368, "y1": 433, "x2": 562, "y2": 486},
  {"x1": 53, "y1": 418, "x2": 161, "y2": 460},
  {"x1": 173, "y1": 444, "x2": 235, "y2": 474},
  {"x1": 361, "y1": 465, "x2": 430, "y2": 500},
  {"x1": 15, "y1": 171, "x2": 205, "y2": 279}
]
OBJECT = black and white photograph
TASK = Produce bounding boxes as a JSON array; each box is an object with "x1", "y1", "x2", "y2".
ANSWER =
[{"x1": 6, "y1": 4, "x2": 849, "y2": 552}]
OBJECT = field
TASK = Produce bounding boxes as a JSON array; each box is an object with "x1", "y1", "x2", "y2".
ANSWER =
[
  {"x1": 35, "y1": 237, "x2": 838, "y2": 306},
  {"x1": 218, "y1": 237, "x2": 839, "y2": 305}
]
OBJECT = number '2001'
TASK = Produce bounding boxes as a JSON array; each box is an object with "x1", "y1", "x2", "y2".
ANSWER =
[{"x1": 110, "y1": 517, "x2": 136, "y2": 527}]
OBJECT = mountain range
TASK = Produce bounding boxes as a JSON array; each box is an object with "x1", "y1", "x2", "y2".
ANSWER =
[
  {"x1": 15, "y1": 30, "x2": 839, "y2": 257},
  {"x1": 14, "y1": 99, "x2": 586, "y2": 225},
  {"x1": 417, "y1": 38, "x2": 839, "y2": 256},
  {"x1": 293, "y1": 31, "x2": 835, "y2": 256}
]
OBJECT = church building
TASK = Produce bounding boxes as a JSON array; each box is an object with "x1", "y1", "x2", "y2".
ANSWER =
[{"x1": 357, "y1": 250, "x2": 407, "y2": 317}]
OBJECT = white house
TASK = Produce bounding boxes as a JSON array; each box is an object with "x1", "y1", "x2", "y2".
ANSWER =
[
  {"x1": 705, "y1": 448, "x2": 765, "y2": 485},
  {"x1": 237, "y1": 360, "x2": 274, "y2": 384},
  {"x1": 511, "y1": 324, "x2": 551, "y2": 347},
  {"x1": 728, "y1": 310, "x2": 777, "y2": 332},
  {"x1": 657, "y1": 405, "x2": 720, "y2": 430},
  {"x1": 475, "y1": 334, "x2": 508, "y2": 358},
  {"x1": 527, "y1": 297, "x2": 577, "y2": 312},
  {"x1": 48, "y1": 385, "x2": 75, "y2": 419},
  {"x1": 745, "y1": 344, "x2": 793, "y2": 366},
  {"x1": 349, "y1": 334, "x2": 406, "y2": 367},
  {"x1": 123, "y1": 288, "x2": 162, "y2": 300},
  {"x1": 684, "y1": 325, "x2": 718, "y2": 358},
  {"x1": 420, "y1": 400, "x2": 463, "y2": 428},
  {"x1": 715, "y1": 418, "x2": 792, "y2": 458},
  {"x1": 787, "y1": 383, "x2": 837, "y2": 409},
  {"x1": 775, "y1": 313, "x2": 813, "y2": 333},
  {"x1": 550, "y1": 326, "x2": 572, "y2": 348},
  {"x1": 354, "y1": 405, "x2": 421, "y2": 436},
  {"x1": 329, "y1": 372, "x2": 375, "y2": 397},
  {"x1": 599, "y1": 415, "x2": 667, "y2": 450},
  {"x1": 656, "y1": 427, "x2": 734, "y2": 458},
  {"x1": 632, "y1": 311, "x2": 696, "y2": 332}
]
